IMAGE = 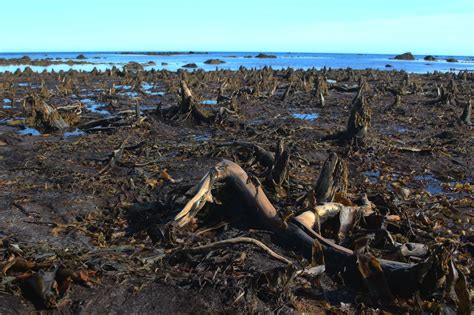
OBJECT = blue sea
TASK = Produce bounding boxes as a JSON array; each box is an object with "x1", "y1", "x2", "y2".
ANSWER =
[{"x1": 0, "y1": 51, "x2": 473, "y2": 73}]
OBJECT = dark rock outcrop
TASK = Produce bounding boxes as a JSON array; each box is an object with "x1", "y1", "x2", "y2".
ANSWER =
[
  {"x1": 182, "y1": 63, "x2": 198, "y2": 68},
  {"x1": 204, "y1": 59, "x2": 226, "y2": 65},
  {"x1": 255, "y1": 53, "x2": 277, "y2": 59},
  {"x1": 123, "y1": 62, "x2": 144, "y2": 73},
  {"x1": 424, "y1": 55, "x2": 436, "y2": 61},
  {"x1": 392, "y1": 52, "x2": 415, "y2": 60}
]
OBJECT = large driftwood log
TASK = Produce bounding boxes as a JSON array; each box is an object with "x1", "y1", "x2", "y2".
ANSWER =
[{"x1": 174, "y1": 159, "x2": 442, "y2": 297}]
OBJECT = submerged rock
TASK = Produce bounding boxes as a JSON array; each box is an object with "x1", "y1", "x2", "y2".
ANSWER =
[
  {"x1": 392, "y1": 52, "x2": 415, "y2": 60},
  {"x1": 204, "y1": 59, "x2": 225, "y2": 65}
]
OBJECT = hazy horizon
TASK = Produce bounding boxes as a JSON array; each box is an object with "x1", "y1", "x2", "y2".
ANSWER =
[{"x1": 1, "y1": 0, "x2": 473, "y2": 56}]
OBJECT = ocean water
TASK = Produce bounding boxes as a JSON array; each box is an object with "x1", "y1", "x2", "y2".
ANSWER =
[{"x1": 0, "y1": 51, "x2": 473, "y2": 73}]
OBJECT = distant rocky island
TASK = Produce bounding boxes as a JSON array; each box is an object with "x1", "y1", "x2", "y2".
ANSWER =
[{"x1": 117, "y1": 51, "x2": 209, "y2": 56}]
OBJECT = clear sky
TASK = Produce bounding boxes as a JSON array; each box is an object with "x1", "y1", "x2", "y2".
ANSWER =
[{"x1": 1, "y1": 0, "x2": 473, "y2": 55}]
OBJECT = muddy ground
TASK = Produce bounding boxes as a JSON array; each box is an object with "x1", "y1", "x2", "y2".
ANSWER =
[{"x1": 0, "y1": 66, "x2": 472, "y2": 314}]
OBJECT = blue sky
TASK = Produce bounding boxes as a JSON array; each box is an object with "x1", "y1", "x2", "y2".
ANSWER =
[{"x1": 1, "y1": 0, "x2": 473, "y2": 55}]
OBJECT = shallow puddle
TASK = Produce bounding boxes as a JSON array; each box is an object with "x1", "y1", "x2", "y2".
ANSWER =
[
  {"x1": 415, "y1": 174, "x2": 473, "y2": 197},
  {"x1": 120, "y1": 91, "x2": 140, "y2": 98},
  {"x1": 141, "y1": 82, "x2": 165, "y2": 96},
  {"x1": 201, "y1": 99, "x2": 218, "y2": 105},
  {"x1": 363, "y1": 170, "x2": 381, "y2": 183},
  {"x1": 81, "y1": 98, "x2": 110, "y2": 115},
  {"x1": 115, "y1": 84, "x2": 131, "y2": 90},
  {"x1": 194, "y1": 134, "x2": 211, "y2": 142},
  {"x1": 140, "y1": 105, "x2": 157, "y2": 111},
  {"x1": 80, "y1": 88, "x2": 104, "y2": 97},
  {"x1": 292, "y1": 113, "x2": 319, "y2": 121},
  {"x1": 383, "y1": 126, "x2": 409, "y2": 135},
  {"x1": 415, "y1": 174, "x2": 444, "y2": 194},
  {"x1": 148, "y1": 91, "x2": 165, "y2": 96},
  {"x1": 63, "y1": 129, "x2": 85, "y2": 137},
  {"x1": 18, "y1": 127, "x2": 41, "y2": 136}
]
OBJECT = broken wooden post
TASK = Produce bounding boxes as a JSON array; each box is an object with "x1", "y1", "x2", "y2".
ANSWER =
[{"x1": 281, "y1": 82, "x2": 292, "y2": 101}]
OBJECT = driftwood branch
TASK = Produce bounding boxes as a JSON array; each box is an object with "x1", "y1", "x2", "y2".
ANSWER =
[{"x1": 173, "y1": 236, "x2": 292, "y2": 265}]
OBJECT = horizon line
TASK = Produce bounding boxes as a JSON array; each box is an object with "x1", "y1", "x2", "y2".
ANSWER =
[{"x1": 0, "y1": 50, "x2": 472, "y2": 57}]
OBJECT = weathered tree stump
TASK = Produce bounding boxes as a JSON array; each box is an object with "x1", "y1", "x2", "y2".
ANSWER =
[
  {"x1": 178, "y1": 80, "x2": 213, "y2": 123},
  {"x1": 266, "y1": 140, "x2": 290, "y2": 196},
  {"x1": 313, "y1": 76, "x2": 329, "y2": 107},
  {"x1": 460, "y1": 100, "x2": 472, "y2": 125},
  {"x1": 346, "y1": 93, "x2": 371, "y2": 144},
  {"x1": 314, "y1": 153, "x2": 348, "y2": 204},
  {"x1": 27, "y1": 95, "x2": 69, "y2": 131}
]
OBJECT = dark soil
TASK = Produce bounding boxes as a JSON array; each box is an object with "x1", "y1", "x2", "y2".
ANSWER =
[{"x1": 0, "y1": 67, "x2": 472, "y2": 313}]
